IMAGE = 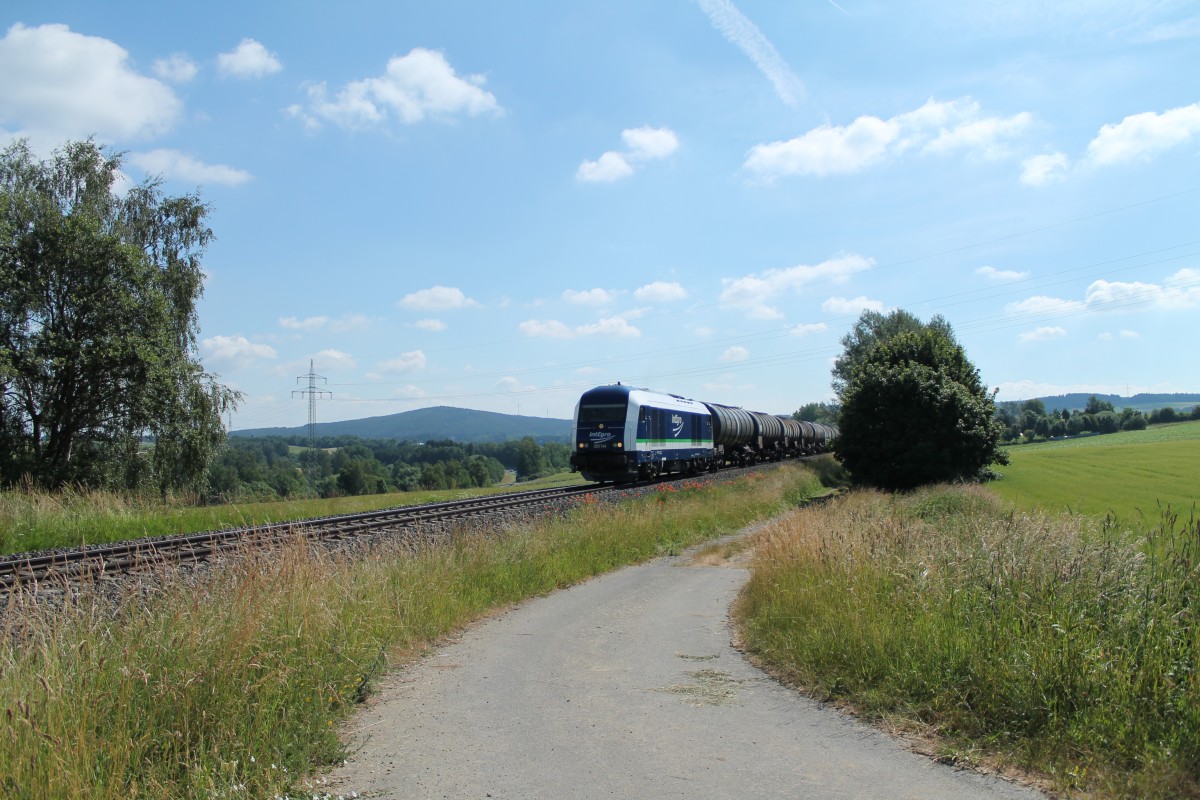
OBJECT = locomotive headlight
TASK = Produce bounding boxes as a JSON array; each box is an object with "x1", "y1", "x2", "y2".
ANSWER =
[
  {"x1": 578, "y1": 443, "x2": 586, "y2": 449},
  {"x1": 617, "y1": 442, "x2": 623, "y2": 448}
]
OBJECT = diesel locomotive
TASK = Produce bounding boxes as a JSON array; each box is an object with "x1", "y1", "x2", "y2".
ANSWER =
[{"x1": 568, "y1": 384, "x2": 837, "y2": 483}]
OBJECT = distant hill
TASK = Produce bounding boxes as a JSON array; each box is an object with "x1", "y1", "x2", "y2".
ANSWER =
[
  {"x1": 1016, "y1": 393, "x2": 1200, "y2": 413},
  {"x1": 233, "y1": 406, "x2": 572, "y2": 443}
]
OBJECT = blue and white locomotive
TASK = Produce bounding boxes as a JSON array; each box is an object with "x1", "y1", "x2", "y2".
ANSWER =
[{"x1": 569, "y1": 384, "x2": 837, "y2": 483}]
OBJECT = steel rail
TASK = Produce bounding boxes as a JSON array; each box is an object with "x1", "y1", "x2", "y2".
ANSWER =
[{"x1": 0, "y1": 483, "x2": 611, "y2": 591}]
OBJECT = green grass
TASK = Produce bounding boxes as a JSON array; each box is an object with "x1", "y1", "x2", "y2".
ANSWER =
[
  {"x1": 0, "y1": 464, "x2": 824, "y2": 800},
  {"x1": 0, "y1": 470, "x2": 589, "y2": 555},
  {"x1": 737, "y1": 486, "x2": 1200, "y2": 799},
  {"x1": 990, "y1": 420, "x2": 1200, "y2": 524}
]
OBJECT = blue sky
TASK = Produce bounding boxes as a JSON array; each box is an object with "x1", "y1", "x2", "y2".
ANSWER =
[{"x1": 3, "y1": 1, "x2": 1198, "y2": 429}]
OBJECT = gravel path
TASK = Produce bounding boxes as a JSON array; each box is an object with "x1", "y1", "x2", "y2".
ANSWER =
[{"x1": 326, "y1": 533, "x2": 1046, "y2": 799}]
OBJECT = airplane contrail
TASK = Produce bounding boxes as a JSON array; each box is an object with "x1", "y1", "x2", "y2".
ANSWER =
[{"x1": 696, "y1": 0, "x2": 806, "y2": 107}]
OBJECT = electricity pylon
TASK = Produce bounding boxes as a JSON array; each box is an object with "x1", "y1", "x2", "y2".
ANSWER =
[{"x1": 293, "y1": 359, "x2": 331, "y2": 471}]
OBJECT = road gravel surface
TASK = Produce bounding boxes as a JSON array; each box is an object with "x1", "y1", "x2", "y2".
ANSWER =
[{"x1": 326, "y1": 531, "x2": 1046, "y2": 799}]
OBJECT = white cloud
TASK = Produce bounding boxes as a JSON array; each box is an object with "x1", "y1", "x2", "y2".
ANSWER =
[
  {"x1": 1098, "y1": 329, "x2": 1141, "y2": 341},
  {"x1": 745, "y1": 116, "x2": 897, "y2": 177},
  {"x1": 622, "y1": 126, "x2": 680, "y2": 160},
  {"x1": 925, "y1": 112, "x2": 1031, "y2": 158},
  {"x1": 0, "y1": 23, "x2": 181, "y2": 146},
  {"x1": 412, "y1": 319, "x2": 447, "y2": 331},
  {"x1": 1086, "y1": 103, "x2": 1200, "y2": 165},
  {"x1": 696, "y1": 0, "x2": 805, "y2": 106},
  {"x1": 719, "y1": 346, "x2": 750, "y2": 363},
  {"x1": 634, "y1": 281, "x2": 688, "y2": 302},
  {"x1": 1005, "y1": 295, "x2": 1087, "y2": 316},
  {"x1": 279, "y1": 315, "x2": 328, "y2": 331},
  {"x1": 291, "y1": 48, "x2": 500, "y2": 130},
  {"x1": 153, "y1": 53, "x2": 198, "y2": 83},
  {"x1": 1005, "y1": 270, "x2": 1200, "y2": 320},
  {"x1": 1021, "y1": 152, "x2": 1070, "y2": 186},
  {"x1": 1018, "y1": 326, "x2": 1067, "y2": 343},
  {"x1": 519, "y1": 317, "x2": 641, "y2": 338},
  {"x1": 128, "y1": 149, "x2": 251, "y2": 186},
  {"x1": 790, "y1": 322, "x2": 828, "y2": 336},
  {"x1": 563, "y1": 288, "x2": 618, "y2": 306},
  {"x1": 279, "y1": 314, "x2": 369, "y2": 333},
  {"x1": 217, "y1": 38, "x2": 282, "y2": 79},
  {"x1": 576, "y1": 152, "x2": 633, "y2": 183},
  {"x1": 398, "y1": 285, "x2": 480, "y2": 311},
  {"x1": 577, "y1": 126, "x2": 678, "y2": 183},
  {"x1": 202, "y1": 335, "x2": 277, "y2": 368},
  {"x1": 821, "y1": 296, "x2": 885, "y2": 315},
  {"x1": 313, "y1": 349, "x2": 357, "y2": 370},
  {"x1": 518, "y1": 319, "x2": 572, "y2": 338},
  {"x1": 720, "y1": 253, "x2": 873, "y2": 318},
  {"x1": 373, "y1": 351, "x2": 426, "y2": 373},
  {"x1": 977, "y1": 265, "x2": 1030, "y2": 281},
  {"x1": 744, "y1": 97, "x2": 1031, "y2": 178},
  {"x1": 1085, "y1": 275, "x2": 1200, "y2": 311}
]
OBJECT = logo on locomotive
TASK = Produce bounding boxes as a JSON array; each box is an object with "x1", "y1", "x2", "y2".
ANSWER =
[{"x1": 671, "y1": 414, "x2": 684, "y2": 437}]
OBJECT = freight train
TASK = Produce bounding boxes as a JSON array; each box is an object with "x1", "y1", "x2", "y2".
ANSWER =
[{"x1": 568, "y1": 384, "x2": 837, "y2": 483}]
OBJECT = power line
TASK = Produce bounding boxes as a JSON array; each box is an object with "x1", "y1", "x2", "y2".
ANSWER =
[{"x1": 292, "y1": 360, "x2": 331, "y2": 462}]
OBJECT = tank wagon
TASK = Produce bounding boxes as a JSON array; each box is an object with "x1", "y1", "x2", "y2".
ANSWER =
[{"x1": 569, "y1": 384, "x2": 837, "y2": 483}]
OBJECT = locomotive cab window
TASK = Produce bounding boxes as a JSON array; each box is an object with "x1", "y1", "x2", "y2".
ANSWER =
[{"x1": 579, "y1": 404, "x2": 626, "y2": 424}]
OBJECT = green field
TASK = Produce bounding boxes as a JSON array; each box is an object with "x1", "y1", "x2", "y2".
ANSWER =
[{"x1": 989, "y1": 420, "x2": 1200, "y2": 524}]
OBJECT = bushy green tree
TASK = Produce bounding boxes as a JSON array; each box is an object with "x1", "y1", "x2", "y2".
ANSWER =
[
  {"x1": 831, "y1": 309, "x2": 954, "y2": 395},
  {"x1": 0, "y1": 139, "x2": 238, "y2": 493},
  {"x1": 793, "y1": 401, "x2": 839, "y2": 426},
  {"x1": 836, "y1": 315, "x2": 1006, "y2": 490}
]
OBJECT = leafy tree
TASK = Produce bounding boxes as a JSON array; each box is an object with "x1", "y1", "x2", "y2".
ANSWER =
[
  {"x1": 1093, "y1": 411, "x2": 1121, "y2": 433},
  {"x1": 1149, "y1": 407, "x2": 1179, "y2": 425},
  {"x1": 831, "y1": 309, "x2": 954, "y2": 395},
  {"x1": 1021, "y1": 398, "x2": 1046, "y2": 416},
  {"x1": 1122, "y1": 414, "x2": 1147, "y2": 431},
  {"x1": 514, "y1": 436, "x2": 546, "y2": 479},
  {"x1": 793, "y1": 401, "x2": 839, "y2": 426},
  {"x1": 836, "y1": 315, "x2": 1006, "y2": 490},
  {"x1": 1085, "y1": 395, "x2": 1115, "y2": 414},
  {"x1": 0, "y1": 139, "x2": 238, "y2": 493}
]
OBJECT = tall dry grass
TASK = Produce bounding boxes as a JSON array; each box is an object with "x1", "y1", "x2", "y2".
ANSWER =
[
  {"x1": 0, "y1": 464, "x2": 825, "y2": 799},
  {"x1": 737, "y1": 486, "x2": 1200, "y2": 799}
]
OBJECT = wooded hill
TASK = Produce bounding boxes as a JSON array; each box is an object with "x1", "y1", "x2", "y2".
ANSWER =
[{"x1": 233, "y1": 406, "x2": 572, "y2": 443}]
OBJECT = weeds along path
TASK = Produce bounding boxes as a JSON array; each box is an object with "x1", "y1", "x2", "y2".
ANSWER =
[{"x1": 325, "y1": 530, "x2": 1045, "y2": 800}]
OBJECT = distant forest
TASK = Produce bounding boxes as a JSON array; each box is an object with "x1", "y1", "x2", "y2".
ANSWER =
[{"x1": 208, "y1": 435, "x2": 570, "y2": 502}]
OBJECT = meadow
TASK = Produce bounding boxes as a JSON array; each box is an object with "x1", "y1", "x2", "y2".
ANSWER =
[
  {"x1": 989, "y1": 420, "x2": 1200, "y2": 523},
  {"x1": 0, "y1": 465, "x2": 824, "y2": 800}
]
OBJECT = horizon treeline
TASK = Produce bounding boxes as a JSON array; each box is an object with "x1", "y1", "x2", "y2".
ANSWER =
[{"x1": 207, "y1": 436, "x2": 572, "y2": 503}]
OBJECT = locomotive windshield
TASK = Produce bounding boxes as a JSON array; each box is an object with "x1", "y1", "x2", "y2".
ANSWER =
[{"x1": 578, "y1": 403, "x2": 625, "y2": 424}]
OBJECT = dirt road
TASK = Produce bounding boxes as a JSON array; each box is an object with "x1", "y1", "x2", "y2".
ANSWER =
[{"x1": 326, "y1": 536, "x2": 1045, "y2": 799}]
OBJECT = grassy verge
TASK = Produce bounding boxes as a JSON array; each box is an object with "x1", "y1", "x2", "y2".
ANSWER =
[
  {"x1": 0, "y1": 464, "x2": 824, "y2": 800},
  {"x1": 991, "y1": 420, "x2": 1200, "y2": 523},
  {"x1": 736, "y1": 486, "x2": 1200, "y2": 799},
  {"x1": 0, "y1": 471, "x2": 589, "y2": 555}
]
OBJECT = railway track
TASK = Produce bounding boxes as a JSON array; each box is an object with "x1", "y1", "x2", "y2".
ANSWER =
[{"x1": 0, "y1": 483, "x2": 614, "y2": 593}]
